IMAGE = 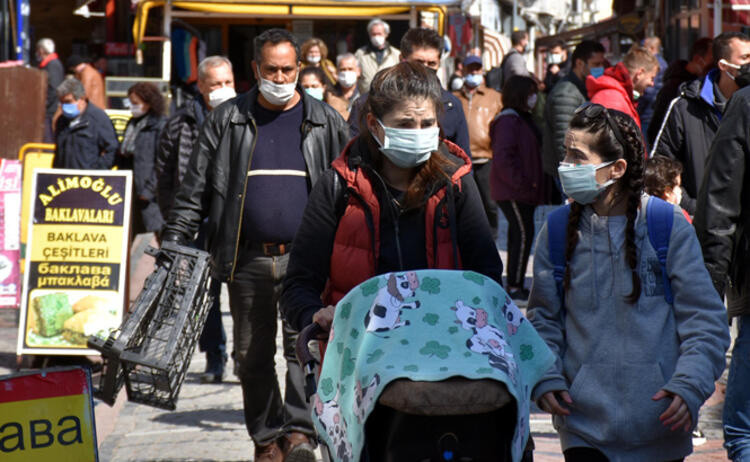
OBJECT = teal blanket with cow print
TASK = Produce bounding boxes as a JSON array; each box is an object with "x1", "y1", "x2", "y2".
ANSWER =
[{"x1": 312, "y1": 269, "x2": 555, "y2": 462}]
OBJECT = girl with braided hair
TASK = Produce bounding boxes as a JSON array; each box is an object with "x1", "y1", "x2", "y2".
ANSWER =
[{"x1": 526, "y1": 104, "x2": 729, "y2": 461}]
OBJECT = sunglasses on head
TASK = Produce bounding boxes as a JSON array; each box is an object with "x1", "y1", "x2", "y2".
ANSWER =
[{"x1": 575, "y1": 103, "x2": 627, "y2": 148}]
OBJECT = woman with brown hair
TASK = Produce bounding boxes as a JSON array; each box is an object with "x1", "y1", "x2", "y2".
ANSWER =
[
  {"x1": 300, "y1": 37, "x2": 337, "y2": 87},
  {"x1": 117, "y1": 82, "x2": 166, "y2": 234},
  {"x1": 280, "y1": 61, "x2": 503, "y2": 332}
]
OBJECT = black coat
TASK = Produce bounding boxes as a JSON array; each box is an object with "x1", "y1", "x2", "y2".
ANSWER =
[
  {"x1": 651, "y1": 72, "x2": 722, "y2": 215},
  {"x1": 53, "y1": 103, "x2": 118, "y2": 170},
  {"x1": 694, "y1": 86, "x2": 750, "y2": 317},
  {"x1": 646, "y1": 60, "x2": 700, "y2": 146},
  {"x1": 155, "y1": 98, "x2": 207, "y2": 218},
  {"x1": 117, "y1": 113, "x2": 166, "y2": 233},
  {"x1": 161, "y1": 87, "x2": 350, "y2": 281},
  {"x1": 41, "y1": 58, "x2": 64, "y2": 119},
  {"x1": 541, "y1": 72, "x2": 588, "y2": 177}
]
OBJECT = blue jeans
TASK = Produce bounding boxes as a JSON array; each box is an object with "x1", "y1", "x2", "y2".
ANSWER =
[{"x1": 725, "y1": 315, "x2": 750, "y2": 461}]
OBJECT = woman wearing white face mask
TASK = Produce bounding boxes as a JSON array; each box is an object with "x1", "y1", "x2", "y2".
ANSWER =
[
  {"x1": 281, "y1": 61, "x2": 503, "y2": 333},
  {"x1": 490, "y1": 75, "x2": 555, "y2": 304},
  {"x1": 118, "y1": 82, "x2": 167, "y2": 234},
  {"x1": 300, "y1": 38, "x2": 337, "y2": 87}
]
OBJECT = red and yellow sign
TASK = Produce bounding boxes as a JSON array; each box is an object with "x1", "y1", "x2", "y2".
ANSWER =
[{"x1": 0, "y1": 367, "x2": 98, "y2": 461}]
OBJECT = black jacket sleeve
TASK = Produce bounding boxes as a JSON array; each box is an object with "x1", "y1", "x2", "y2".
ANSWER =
[
  {"x1": 456, "y1": 174, "x2": 504, "y2": 285},
  {"x1": 95, "y1": 111, "x2": 119, "y2": 170},
  {"x1": 280, "y1": 169, "x2": 340, "y2": 332},
  {"x1": 155, "y1": 118, "x2": 179, "y2": 217},
  {"x1": 694, "y1": 90, "x2": 750, "y2": 296}
]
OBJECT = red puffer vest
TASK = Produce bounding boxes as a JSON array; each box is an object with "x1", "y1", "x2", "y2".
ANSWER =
[{"x1": 324, "y1": 138, "x2": 473, "y2": 305}]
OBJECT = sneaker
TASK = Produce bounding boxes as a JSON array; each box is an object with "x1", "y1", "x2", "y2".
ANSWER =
[
  {"x1": 200, "y1": 351, "x2": 227, "y2": 384},
  {"x1": 255, "y1": 441, "x2": 284, "y2": 462},
  {"x1": 284, "y1": 432, "x2": 316, "y2": 462},
  {"x1": 692, "y1": 428, "x2": 706, "y2": 446}
]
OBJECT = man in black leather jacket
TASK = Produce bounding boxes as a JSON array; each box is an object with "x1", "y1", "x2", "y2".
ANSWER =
[
  {"x1": 695, "y1": 84, "x2": 750, "y2": 462},
  {"x1": 161, "y1": 29, "x2": 349, "y2": 462}
]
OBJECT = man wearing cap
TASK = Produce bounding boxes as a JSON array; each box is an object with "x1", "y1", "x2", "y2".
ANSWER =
[
  {"x1": 67, "y1": 55, "x2": 106, "y2": 109},
  {"x1": 454, "y1": 55, "x2": 503, "y2": 237}
]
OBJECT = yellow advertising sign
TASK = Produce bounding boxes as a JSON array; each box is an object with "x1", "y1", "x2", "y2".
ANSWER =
[
  {"x1": 17, "y1": 169, "x2": 132, "y2": 356},
  {"x1": 0, "y1": 367, "x2": 98, "y2": 461}
]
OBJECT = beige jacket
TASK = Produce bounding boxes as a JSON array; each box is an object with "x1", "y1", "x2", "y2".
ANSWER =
[
  {"x1": 77, "y1": 64, "x2": 106, "y2": 109},
  {"x1": 453, "y1": 84, "x2": 503, "y2": 160},
  {"x1": 354, "y1": 44, "x2": 401, "y2": 95}
]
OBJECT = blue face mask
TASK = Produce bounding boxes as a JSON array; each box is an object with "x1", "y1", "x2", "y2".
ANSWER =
[
  {"x1": 464, "y1": 73, "x2": 484, "y2": 88},
  {"x1": 557, "y1": 161, "x2": 615, "y2": 204},
  {"x1": 375, "y1": 119, "x2": 440, "y2": 168},
  {"x1": 305, "y1": 87, "x2": 324, "y2": 101},
  {"x1": 589, "y1": 66, "x2": 605, "y2": 79},
  {"x1": 61, "y1": 102, "x2": 81, "y2": 119}
]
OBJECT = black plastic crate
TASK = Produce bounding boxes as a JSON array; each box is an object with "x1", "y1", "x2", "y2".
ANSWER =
[
  {"x1": 88, "y1": 254, "x2": 169, "y2": 405},
  {"x1": 119, "y1": 242, "x2": 213, "y2": 410}
]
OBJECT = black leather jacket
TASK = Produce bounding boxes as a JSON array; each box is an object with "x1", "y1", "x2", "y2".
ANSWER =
[
  {"x1": 161, "y1": 87, "x2": 350, "y2": 281},
  {"x1": 694, "y1": 86, "x2": 750, "y2": 318}
]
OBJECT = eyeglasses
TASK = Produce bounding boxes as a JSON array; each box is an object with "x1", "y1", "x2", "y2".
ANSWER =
[{"x1": 574, "y1": 103, "x2": 627, "y2": 148}]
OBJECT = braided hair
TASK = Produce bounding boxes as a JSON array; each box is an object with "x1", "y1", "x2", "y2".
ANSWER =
[{"x1": 564, "y1": 108, "x2": 645, "y2": 304}]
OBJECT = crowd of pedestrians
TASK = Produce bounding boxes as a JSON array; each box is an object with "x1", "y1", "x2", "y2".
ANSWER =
[{"x1": 34, "y1": 22, "x2": 750, "y2": 462}]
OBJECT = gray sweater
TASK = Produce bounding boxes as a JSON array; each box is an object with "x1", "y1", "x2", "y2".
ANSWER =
[{"x1": 528, "y1": 195, "x2": 730, "y2": 461}]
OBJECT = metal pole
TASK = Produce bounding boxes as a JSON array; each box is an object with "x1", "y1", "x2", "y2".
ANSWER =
[
  {"x1": 512, "y1": 0, "x2": 517, "y2": 31},
  {"x1": 713, "y1": 0, "x2": 722, "y2": 36},
  {"x1": 162, "y1": 2, "x2": 172, "y2": 82},
  {"x1": 2, "y1": 0, "x2": 9, "y2": 62}
]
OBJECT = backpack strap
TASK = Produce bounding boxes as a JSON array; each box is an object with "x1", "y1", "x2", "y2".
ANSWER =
[
  {"x1": 547, "y1": 204, "x2": 571, "y2": 300},
  {"x1": 646, "y1": 196, "x2": 674, "y2": 304}
]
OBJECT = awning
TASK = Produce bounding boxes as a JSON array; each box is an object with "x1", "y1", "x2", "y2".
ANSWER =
[
  {"x1": 709, "y1": 0, "x2": 749, "y2": 26},
  {"x1": 132, "y1": 0, "x2": 455, "y2": 49}
]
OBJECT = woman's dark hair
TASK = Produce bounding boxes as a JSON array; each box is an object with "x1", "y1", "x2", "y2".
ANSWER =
[
  {"x1": 127, "y1": 82, "x2": 165, "y2": 116},
  {"x1": 565, "y1": 107, "x2": 645, "y2": 304},
  {"x1": 501, "y1": 76, "x2": 537, "y2": 111},
  {"x1": 644, "y1": 156, "x2": 682, "y2": 199},
  {"x1": 299, "y1": 66, "x2": 327, "y2": 89},
  {"x1": 363, "y1": 61, "x2": 450, "y2": 209}
]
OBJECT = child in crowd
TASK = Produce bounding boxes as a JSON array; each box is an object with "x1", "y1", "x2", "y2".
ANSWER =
[
  {"x1": 644, "y1": 156, "x2": 692, "y2": 223},
  {"x1": 527, "y1": 104, "x2": 730, "y2": 462}
]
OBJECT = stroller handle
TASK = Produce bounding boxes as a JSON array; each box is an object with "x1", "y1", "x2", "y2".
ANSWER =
[{"x1": 296, "y1": 322, "x2": 327, "y2": 400}]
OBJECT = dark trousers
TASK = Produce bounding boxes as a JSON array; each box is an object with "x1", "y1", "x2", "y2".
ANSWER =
[
  {"x1": 198, "y1": 278, "x2": 225, "y2": 355},
  {"x1": 497, "y1": 200, "x2": 536, "y2": 288},
  {"x1": 563, "y1": 447, "x2": 684, "y2": 462},
  {"x1": 228, "y1": 249, "x2": 312, "y2": 446},
  {"x1": 473, "y1": 161, "x2": 499, "y2": 238}
]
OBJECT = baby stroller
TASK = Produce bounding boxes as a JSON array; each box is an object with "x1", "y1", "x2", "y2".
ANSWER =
[{"x1": 295, "y1": 270, "x2": 554, "y2": 462}]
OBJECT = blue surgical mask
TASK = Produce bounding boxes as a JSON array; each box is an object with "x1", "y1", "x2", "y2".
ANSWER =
[
  {"x1": 375, "y1": 120, "x2": 440, "y2": 168},
  {"x1": 305, "y1": 87, "x2": 325, "y2": 101},
  {"x1": 590, "y1": 67, "x2": 605, "y2": 79},
  {"x1": 62, "y1": 102, "x2": 81, "y2": 119},
  {"x1": 464, "y1": 73, "x2": 484, "y2": 88},
  {"x1": 557, "y1": 161, "x2": 616, "y2": 204}
]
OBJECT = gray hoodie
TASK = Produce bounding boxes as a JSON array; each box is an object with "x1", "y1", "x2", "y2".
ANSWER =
[{"x1": 527, "y1": 195, "x2": 730, "y2": 461}]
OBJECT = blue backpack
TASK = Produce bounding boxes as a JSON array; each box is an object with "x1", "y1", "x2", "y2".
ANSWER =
[{"x1": 547, "y1": 197, "x2": 675, "y2": 306}]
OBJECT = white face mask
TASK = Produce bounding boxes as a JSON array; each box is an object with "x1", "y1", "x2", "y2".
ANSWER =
[
  {"x1": 374, "y1": 119, "x2": 440, "y2": 168},
  {"x1": 548, "y1": 53, "x2": 564, "y2": 64},
  {"x1": 208, "y1": 86, "x2": 237, "y2": 108},
  {"x1": 257, "y1": 65, "x2": 298, "y2": 106},
  {"x1": 370, "y1": 35, "x2": 386, "y2": 49},
  {"x1": 305, "y1": 87, "x2": 324, "y2": 100},
  {"x1": 338, "y1": 70, "x2": 358, "y2": 88},
  {"x1": 527, "y1": 93, "x2": 538, "y2": 110},
  {"x1": 130, "y1": 104, "x2": 146, "y2": 118},
  {"x1": 307, "y1": 55, "x2": 321, "y2": 64}
]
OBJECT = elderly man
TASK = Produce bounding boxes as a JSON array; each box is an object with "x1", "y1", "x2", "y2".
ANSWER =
[
  {"x1": 36, "y1": 38, "x2": 64, "y2": 142},
  {"x1": 355, "y1": 18, "x2": 401, "y2": 94},
  {"x1": 161, "y1": 29, "x2": 349, "y2": 462},
  {"x1": 325, "y1": 53, "x2": 361, "y2": 120},
  {"x1": 53, "y1": 78, "x2": 117, "y2": 170},
  {"x1": 156, "y1": 55, "x2": 237, "y2": 385},
  {"x1": 66, "y1": 55, "x2": 106, "y2": 109}
]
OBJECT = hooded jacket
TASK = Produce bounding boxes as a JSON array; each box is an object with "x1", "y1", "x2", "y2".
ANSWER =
[
  {"x1": 280, "y1": 136, "x2": 503, "y2": 332},
  {"x1": 646, "y1": 60, "x2": 701, "y2": 145},
  {"x1": 650, "y1": 70, "x2": 723, "y2": 215},
  {"x1": 161, "y1": 87, "x2": 350, "y2": 281},
  {"x1": 694, "y1": 86, "x2": 750, "y2": 317},
  {"x1": 528, "y1": 195, "x2": 730, "y2": 461},
  {"x1": 542, "y1": 71, "x2": 589, "y2": 177},
  {"x1": 587, "y1": 62, "x2": 641, "y2": 128}
]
